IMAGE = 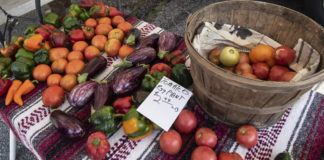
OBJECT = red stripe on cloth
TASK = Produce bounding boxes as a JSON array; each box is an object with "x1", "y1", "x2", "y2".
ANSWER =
[
  {"x1": 306, "y1": 107, "x2": 324, "y2": 160},
  {"x1": 300, "y1": 97, "x2": 324, "y2": 159}
]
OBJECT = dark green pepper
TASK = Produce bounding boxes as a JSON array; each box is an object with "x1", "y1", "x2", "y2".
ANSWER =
[
  {"x1": 24, "y1": 25, "x2": 38, "y2": 35},
  {"x1": 63, "y1": 15, "x2": 81, "y2": 33},
  {"x1": 0, "y1": 57, "x2": 12, "y2": 66},
  {"x1": 11, "y1": 61, "x2": 32, "y2": 80},
  {"x1": 44, "y1": 12, "x2": 61, "y2": 28},
  {"x1": 79, "y1": 9, "x2": 90, "y2": 21},
  {"x1": 15, "y1": 48, "x2": 34, "y2": 60},
  {"x1": 141, "y1": 71, "x2": 168, "y2": 92},
  {"x1": 16, "y1": 57, "x2": 35, "y2": 68},
  {"x1": 69, "y1": 4, "x2": 83, "y2": 17},
  {"x1": 122, "y1": 107, "x2": 152, "y2": 141},
  {"x1": 171, "y1": 64, "x2": 193, "y2": 88},
  {"x1": 34, "y1": 49, "x2": 50, "y2": 65},
  {"x1": 0, "y1": 58, "x2": 12, "y2": 76},
  {"x1": 0, "y1": 63, "x2": 6, "y2": 75},
  {"x1": 89, "y1": 106, "x2": 124, "y2": 134}
]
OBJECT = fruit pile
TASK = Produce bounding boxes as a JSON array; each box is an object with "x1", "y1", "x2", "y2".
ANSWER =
[{"x1": 208, "y1": 45, "x2": 297, "y2": 82}]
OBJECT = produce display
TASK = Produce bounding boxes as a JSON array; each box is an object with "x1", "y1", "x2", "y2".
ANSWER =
[{"x1": 208, "y1": 44, "x2": 297, "y2": 81}]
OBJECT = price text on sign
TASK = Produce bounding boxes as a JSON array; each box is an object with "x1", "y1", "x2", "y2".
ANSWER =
[{"x1": 137, "y1": 76, "x2": 193, "y2": 131}]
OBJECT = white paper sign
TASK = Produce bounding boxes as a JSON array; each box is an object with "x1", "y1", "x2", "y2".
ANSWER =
[{"x1": 137, "y1": 76, "x2": 193, "y2": 131}]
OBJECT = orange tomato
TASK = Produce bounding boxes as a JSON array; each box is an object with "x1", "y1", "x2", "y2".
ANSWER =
[
  {"x1": 117, "y1": 22, "x2": 133, "y2": 34},
  {"x1": 95, "y1": 24, "x2": 113, "y2": 35},
  {"x1": 49, "y1": 48, "x2": 69, "y2": 62},
  {"x1": 68, "y1": 51, "x2": 84, "y2": 61},
  {"x1": 60, "y1": 74, "x2": 77, "y2": 91},
  {"x1": 105, "y1": 39, "x2": 121, "y2": 56},
  {"x1": 108, "y1": 28, "x2": 124, "y2": 42},
  {"x1": 65, "y1": 60, "x2": 85, "y2": 75},
  {"x1": 51, "y1": 58, "x2": 68, "y2": 73},
  {"x1": 91, "y1": 35, "x2": 107, "y2": 51},
  {"x1": 112, "y1": 16, "x2": 125, "y2": 27},
  {"x1": 98, "y1": 17, "x2": 111, "y2": 25},
  {"x1": 47, "y1": 74, "x2": 62, "y2": 87},
  {"x1": 32, "y1": 64, "x2": 52, "y2": 82},
  {"x1": 119, "y1": 45, "x2": 134, "y2": 59},
  {"x1": 84, "y1": 46, "x2": 101, "y2": 61},
  {"x1": 249, "y1": 44, "x2": 275, "y2": 66},
  {"x1": 85, "y1": 18, "x2": 97, "y2": 28},
  {"x1": 72, "y1": 41, "x2": 88, "y2": 52}
]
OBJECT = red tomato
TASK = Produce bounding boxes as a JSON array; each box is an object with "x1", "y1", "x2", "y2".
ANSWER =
[
  {"x1": 191, "y1": 146, "x2": 217, "y2": 160},
  {"x1": 218, "y1": 152, "x2": 243, "y2": 160},
  {"x1": 236, "y1": 125, "x2": 258, "y2": 148},
  {"x1": 174, "y1": 109, "x2": 197, "y2": 134},
  {"x1": 195, "y1": 127, "x2": 217, "y2": 148},
  {"x1": 159, "y1": 130, "x2": 182, "y2": 155}
]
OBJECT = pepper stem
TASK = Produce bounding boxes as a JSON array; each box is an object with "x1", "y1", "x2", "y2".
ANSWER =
[
  {"x1": 2, "y1": 74, "x2": 7, "y2": 80},
  {"x1": 113, "y1": 114, "x2": 125, "y2": 118},
  {"x1": 92, "y1": 138, "x2": 101, "y2": 147},
  {"x1": 31, "y1": 80, "x2": 39, "y2": 84}
]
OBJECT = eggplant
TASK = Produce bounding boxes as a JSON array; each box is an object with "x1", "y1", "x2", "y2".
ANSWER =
[
  {"x1": 114, "y1": 47, "x2": 156, "y2": 68},
  {"x1": 93, "y1": 81, "x2": 114, "y2": 110},
  {"x1": 124, "y1": 28, "x2": 141, "y2": 46},
  {"x1": 157, "y1": 31, "x2": 176, "y2": 59},
  {"x1": 78, "y1": 56, "x2": 107, "y2": 83},
  {"x1": 68, "y1": 81, "x2": 98, "y2": 107},
  {"x1": 50, "y1": 110, "x2": 86, "y2": 139},
  {"x1": 112, "y1": 66, "x2": 147, "y2": 96},
  {"x1": 135, "y1": 33, "x2": 160, "y2": 50}
]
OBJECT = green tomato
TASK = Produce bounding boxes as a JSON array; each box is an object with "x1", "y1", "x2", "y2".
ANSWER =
[{"x1": 219, "y1": 47, "x2": 240, "y2": 67}]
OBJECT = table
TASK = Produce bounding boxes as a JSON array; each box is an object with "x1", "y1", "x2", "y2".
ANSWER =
[{"x1": 1, "y1": 15, "x2": 324, "y2": 159}]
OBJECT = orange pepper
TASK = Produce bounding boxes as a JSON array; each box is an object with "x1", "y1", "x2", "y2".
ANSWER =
[
  {"x1": 23, "y1": 34, "x2": 43, "y2": 52},
  {"x1": 42, "y1": 41, "x2": 51, "y2": 50},
  {"x1": 5, "y1": 80, "x2": 22, "y2": 106},
  {"x1": 13, "y1": 37, "x2": 25, "y2": 48},
  {"x1": 13, "y1": 79, "x2": 37, "y2": 106}
]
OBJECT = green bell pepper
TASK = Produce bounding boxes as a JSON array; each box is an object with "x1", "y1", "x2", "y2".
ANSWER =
[
  {"x1": 79, "y1": 8, "x2": 90, "y2": 21},
  {"x1": 11, "y1": 61, "x2": 32, "y2": 80},
  {"x1": 122, "y1": 107, "x2": 152, "y2": 141},
  {"x1": 16, "y1": 57, "x2": 35, "y2": 68},
  {"x1": 89, "y1": 106, "x2": 124, "y2": 134},
  {"x1": 0, "y1": 57, "x2": 12, "y2": 76},
  {"x1": 0, "y1": 57, "x2": 12, "y2": 66},
  {"x1": 69, "y1": 4, "x2": 83, "y2": 17},
  {"x1": 34, "y1": 49, "x2": 50, "y2": 65},
  {"x1": 63, "y1": 15, "x2": 81, "y2": 33},
  {"x1": 0, "y1": 63, "x2": 6, "y2": 75},
  {"x1": 170, "y1": 64, "x2": 193, "y2": 88},
  {"x1": 142, "y1": 71, "x2": 168, "y2": 92},
  {"x1": 44, "y1": 12, "x2": 61, "y2": 28},
  {"x1": 15, "y1": 48, "x2": 34, "y2": 60},
  {"x1": 24, "y1": 25, "x2": 38, "y2": 35}
]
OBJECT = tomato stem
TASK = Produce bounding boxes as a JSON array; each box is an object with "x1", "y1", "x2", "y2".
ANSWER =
[
  {"x1": 92, "y1": 138, "x2": 101, "y2": 147},
  {"x1": 240, "y1": 128, "x2": 246, "y2": 134}
]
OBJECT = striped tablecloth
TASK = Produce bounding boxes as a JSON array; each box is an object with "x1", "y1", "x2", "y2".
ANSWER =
[{"x1": 0, "y1": 17, "x2": 324, "y2": 160}]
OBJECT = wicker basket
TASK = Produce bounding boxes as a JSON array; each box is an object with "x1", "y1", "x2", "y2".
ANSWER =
[{"x1": 185, "y1": 0, "x2": 324, "y2": 128}]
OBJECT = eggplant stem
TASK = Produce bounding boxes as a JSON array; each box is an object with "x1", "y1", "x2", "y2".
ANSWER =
[
  {"x1": 157, "y1": 49, "x2": 169, "y2": 59},
  {"x1": 78, "y1": 73, "x2": 88, "y2": 83}
]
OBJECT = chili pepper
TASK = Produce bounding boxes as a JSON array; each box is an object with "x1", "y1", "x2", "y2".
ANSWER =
[
  {"x1": 34, "y1": 48, "x2": 50, "y2": 65},
  {"x1": 5, "y1": 80, "x2": 22, "y2": 105},
  {"x1": 10, "y1": 36, "x2": 24, "y2": 48},
  {"x1": 89, "y1": 4, "x2": 108, "y2": 18},
  {"x1": 141, "y1": 71, "x2": 168, "y2": 92},
  {"x1": 89, "y1": 106, "x2": 124, "y2": 134},
  {"x1": 43, "y1": 12, "x2": 61, "y2": 28},
  {"x1": 170, "y1": 64, "x2": 193, "y2": 88},
  {"x1": 149, "y1": 63, "x2": 172, "y2": 77},
  {"x1": 15, "y1": 48, "x2": 34, "y2": 60},
  {"x1": 69, "y1": 29, "x2": 85, "y2": 44},
  {"x1": 170, "y1": 54, "x2": 186, "y2": 66},
  {"x1": 122, "y1": 107, "x2": 152, "y2": 141},
  {"x1": 23, "y1": 34, "x2": 43, "y2": 52},
  {"x1": 10, "y1": 61, "x2": 32, "y2": 81},
  {"x1": 13, "y1": 79, "x2": 37, "y2": 106},
  {"x1": 69, "y1": 4, "x2": 83, "y2": 17},
  {"x1": 24, "y1": 25, "x2": 38, "y2": 36},
  {"x1": 63, "y1": 15, "x2": 81, "y2": 33},
  {"x1": 34, "y1": 24, "x2": 55, "y2": 41},
  {"x1": 113, "y1": 96, "x2": 133, "y2": 114},
  {"x1": 79, "y1": 8, "x2": 90, "y2": 21},
  {"x1": 82, "y1": 26, "x2": 95, "y2": 40},
  {"x1": 85, "y1": 131, "x2": 110, "y2": 160},
  {"x1": 164, "y1": 49, "x2": 186, "y2": 66},
  {"x1": 0, "y1": 75, "x2": 11, "y2": 97},
  {"x1": 1, "y1": 43, "x2": 18, "y2": 57}
]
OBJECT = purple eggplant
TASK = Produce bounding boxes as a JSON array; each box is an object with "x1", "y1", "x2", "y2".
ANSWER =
[
  {"x1": 68, "y1": 81, "x2": 98, "y2": 107},
  {"x1": 157, "y1": 31, "x2": 176, "y2": 59},
  {"x1": 78, "y1": 56, "x2": 107, "y2": 83},
  {"x1": 93, "y1": 81, "x2": 114, "y2": 110},
  {"x1": 114, "y1": 47, "x2": 156, "y2": 68},
  {"x1": 50, "y1": 110, "x2": 86, "y2": 139},
  {"x1": 124, "y1": 28, "x2": 141, "y2": 46},
  {"x1": 112, "y1": 66, "x2": 147, "y2": 96},
  {"x1": 135, "y1": 33, "x2": 160, "y2": 50}
]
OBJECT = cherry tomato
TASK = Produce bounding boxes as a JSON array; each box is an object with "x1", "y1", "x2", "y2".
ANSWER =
[
  {"x1": 195, "y1": 127, "x2": 217, "y2": 148},
  {"x1": 191, "y1": 146, "x2": 217, "y2": 160},
  {"x1": 218, "y1": 152, "x2": 243, "y2": 160},
  {"x1": 159, "y1": 130, "x2": 182, "y2": 155},
  {"x1": 236, "y1": 125, "x2": 258, "y2": 148},
  {"x1": 174, "y1": 109, "x2": 197, "y2": 134}
]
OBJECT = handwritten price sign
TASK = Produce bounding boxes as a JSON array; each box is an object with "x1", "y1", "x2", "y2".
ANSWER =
[{"x1": 137, "y1": 76, "x2": 193, "y2": 131}]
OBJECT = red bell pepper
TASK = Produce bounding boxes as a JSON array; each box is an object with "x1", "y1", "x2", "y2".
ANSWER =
[
  {"x1": 85, "y1": 131, "x2": 110, "y2": 160},
  {"x1": 149, "y1": 63, "x2": 172, "y2": 77},
  {"x1": 69, "y1": 29, "x2": 85, "y2": 44},
  {"x1": 50, "y1": 30, "x2": 68, "y2": 48},
  {"x1": 80, "y1": 0, "x2": 95, "y2": 10},
  {"x1": 0, "y1": 76, "x2": 12, "y2": 97},
  {"x1": 107, "y1": 7, "x2": 120, "y2": 17},
  {"x1": 113, "y1": 96, "x2": 132, "y2": 114},
  {"x1": 82, "y1": 26, "x2": 95, "y2": 40},
  {"x1": 89, "y1": 2, "x2": 108, "y2": 18},
  {"x1": 34, "y1": 24, "x2": 55, "y2": 41}
]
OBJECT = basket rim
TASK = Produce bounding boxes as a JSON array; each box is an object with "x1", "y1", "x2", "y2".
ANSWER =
[{"x1": 185, "y1": 0, "x2": 324, "y2": 90}]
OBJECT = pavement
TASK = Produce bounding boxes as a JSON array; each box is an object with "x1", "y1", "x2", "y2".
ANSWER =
[{"x1": 0, "y1": 0, "x2": 317, "y2": 159}]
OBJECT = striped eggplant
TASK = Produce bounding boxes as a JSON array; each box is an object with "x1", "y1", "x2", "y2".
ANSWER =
[
  {"x1": 114, "y1": 47, "x2": 156, "y2": 68},
  {"x1": 93, "y1": 81, "x2": 114, "y2": 110},
  {"x1": 112, "y1": 66, "x2": 147, "y2": 96},
  {"x1": 135, "y1": 33, "x2": 160, "y2": 50},
  {"x1": 157, "y1": 31, "x2": 176, "y2": 59},
  {"x1": 78, "y1": 56, "x2": 107, "y2": 83},
  {"x1": 68, "y1": 81, "x2": 98, "y2": 107}
]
